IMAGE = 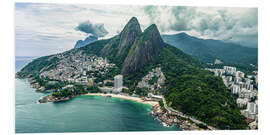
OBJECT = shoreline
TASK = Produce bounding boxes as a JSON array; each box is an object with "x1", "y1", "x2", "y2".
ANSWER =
[
  {"x1": 84, "y1": 93, "x2": 204, "y2": 130},
  {"x1": 84, "y1": 93, "x2": 159, "y2": 106},
  {"x1": 36, "y1": 89, "x2": 202, "y2": 130}
]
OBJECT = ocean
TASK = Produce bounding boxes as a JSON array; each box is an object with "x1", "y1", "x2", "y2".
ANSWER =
[{"x1": 15, "y1": 56, "x2": 179, "y2": 133}]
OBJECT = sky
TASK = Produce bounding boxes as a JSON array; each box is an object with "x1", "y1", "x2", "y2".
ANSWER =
[{"x1": 15, "y1": 3, "x2": 258, "y2": 57}]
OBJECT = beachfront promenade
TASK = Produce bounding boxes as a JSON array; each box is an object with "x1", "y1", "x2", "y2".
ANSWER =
[{"x1": 161, "y1": 96, "x2": 216, "y2": 130}]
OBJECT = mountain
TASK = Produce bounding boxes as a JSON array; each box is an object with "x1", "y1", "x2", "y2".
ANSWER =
[
  {"x1": 17, "y1": 17, "x2": 247, "y2": 130},
  {"x1": 162, "y1": 33, "x2": 258, "y2": 67},
  {"x1": 121, "y1": 24, "x2": 164, "y2": 75},
  {"x1": 74, "y1": 35, "x2": 98, "y2": 49},
  {"x1": 117, "y1": 17, "x2": 142, "y2": 57},
  {"x1": 100, "y1": 17, "x2": 143, "y2": 67}
]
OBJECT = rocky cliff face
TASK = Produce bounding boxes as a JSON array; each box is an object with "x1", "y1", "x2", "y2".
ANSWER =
[
  {"x1": 101, "y1": 17, "x2": 164, "y2": 75},
  {"x1": 117, "y1": 17, "x2": 142, "y2": 56},
  {"x1": 101, "y1": 17, "x2": 142, "y2": 58},
  {"x1": 121, "y1": 24, "x2": 164, "y2": 75}
]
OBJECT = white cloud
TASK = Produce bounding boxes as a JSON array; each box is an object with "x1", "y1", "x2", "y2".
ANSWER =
[
  {"x1": 143, "y1": 6, "x2": 258, "y2": 47},
  {"x1": 15, "y1": 3, "x2": 258, "y2": 56}
]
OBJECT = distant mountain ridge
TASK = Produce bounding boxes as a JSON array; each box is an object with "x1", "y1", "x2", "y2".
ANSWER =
[
  {"x1": 162, "y1": 33, "x2": 258, "y2": 67},
  {"x1": 74, "y1": 35, "x2": 98, "y2": 49}
]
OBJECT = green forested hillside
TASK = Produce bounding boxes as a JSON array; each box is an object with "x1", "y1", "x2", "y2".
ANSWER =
[
  {"x1": 122, "y1": 44, "x2": 247, "y2": 129},
  {"x1": 159, "y1": 45, "x2": 247, "y2": 129},
  {"x1": 162, "y1": 33, "x2": 258, "y2": 73},
  {"x1": 16, "y1": 55, "x2": 60, "y2": 78}
]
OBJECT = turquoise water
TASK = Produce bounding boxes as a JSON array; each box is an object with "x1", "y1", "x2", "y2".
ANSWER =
[{"x1": 15, "y1": 57, "x2": 180, "y2": 133}]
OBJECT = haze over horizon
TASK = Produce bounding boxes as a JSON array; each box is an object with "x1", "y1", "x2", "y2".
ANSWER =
[{"x1": 15, "y1": 3, "x2": 258, "y2": 57}]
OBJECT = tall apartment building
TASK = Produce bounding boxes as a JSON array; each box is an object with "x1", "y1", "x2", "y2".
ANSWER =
[{"x1": 114, "y1": 75, "x2": 123, "y2": 92}]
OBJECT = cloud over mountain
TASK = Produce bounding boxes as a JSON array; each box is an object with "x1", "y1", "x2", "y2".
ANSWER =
[
  {"x1": 75, "y1": 20, "x2": 108, "y2": 37},
  {"x1": 144, "y1": 6, "x2": 258, "y2": 47}
]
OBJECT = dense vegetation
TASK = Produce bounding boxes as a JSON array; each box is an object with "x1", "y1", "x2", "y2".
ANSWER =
[
  {"x1": 159, "y1": 45, "x2": 247, "y2": 129},
  {"x1": 17, "y1": 55, "x2": 60, "y2": 78},
  {"x1": 26, "y1": 74, "x2": 102, "y2": 98},
  {"x1": 33, "y1": 76, "x2": 67, "y2": 90},
  {"x1": 148, "y1": 76, "x2": 158, "y2": 85},
  {"x1": 159, "y1": 100, "x2": 166, "y2": 112},
  {"x1": 100, "y1": 36, "x2": 129, "y2": 67},
  {"x1": 52, "y1": 85, "x2": 101, "y2": 98},
  {"x1": 88, "y1": 67, "x2": 120, "y2": 84},
  {"x1": 134, "y1": 87, "x2": 148, "y2": 97},
  {"x1": 104, "y1": 82, "x2": 114, "y2": 87},
  {"x1": 79, "y1": 38, "x2": 111, "y2": 56}
]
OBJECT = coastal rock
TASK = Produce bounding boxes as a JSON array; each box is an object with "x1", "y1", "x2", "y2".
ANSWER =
[
  {"x1": 39, "y1": 95, "x2": 50, "y2": 103},
  {"x1": 152, "y1": 105, "x2": 176, "y2": 126},
  {"x1": 32, "y1": 82, "x2": 40, "y2": 89},
  {"x1": 39, "y1": 95, "x2": 72, "y2": 103},
  {"x1": 151, "y1": 104, "x2": 202, "y2": 130},
  {"x1": 36, "y1": 86, "x2": 46, "y2": 92}
]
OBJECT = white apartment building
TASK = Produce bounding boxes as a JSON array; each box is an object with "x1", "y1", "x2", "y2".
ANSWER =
[
  {"x1": 114, "y1": 75, "x2": 123, "y2": 92},
  {"x1": 232, "y1": 84, "x2": 241, "y2": 94},
  {"x1": 247, "y1": 102, "x2": 258, "y2": 114},
  {"x1": 237, "y1": 98, "x2": 248, "y2": 107}
]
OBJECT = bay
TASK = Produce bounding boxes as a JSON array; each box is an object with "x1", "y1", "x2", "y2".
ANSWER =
[{"x1": 15, "y1": 57, "x2": 180, "y2": 133}]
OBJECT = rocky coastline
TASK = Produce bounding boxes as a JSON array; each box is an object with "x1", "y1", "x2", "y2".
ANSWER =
[
  {"x1": 151, "y1": 104, "x2": 208, "y2": 130},
  {"x1": 25, "y1": 77, "x2": 47, "y2": 92},
  {"x1": 17, "y1": 76, "x2": 73, "y2": 103}
]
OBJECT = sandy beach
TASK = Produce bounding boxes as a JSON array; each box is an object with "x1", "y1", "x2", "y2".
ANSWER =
[{"x1": 85, "y1": 93, "x2": 159, "y2": 106}]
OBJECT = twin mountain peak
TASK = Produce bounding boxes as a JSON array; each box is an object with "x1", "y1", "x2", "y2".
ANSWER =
[
  {"x1": 100, "y1": 17, "x2": 165, "y2": 75},
  {"x1": 18, "y1": 17, "x2": 172, "y2": 78}
]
